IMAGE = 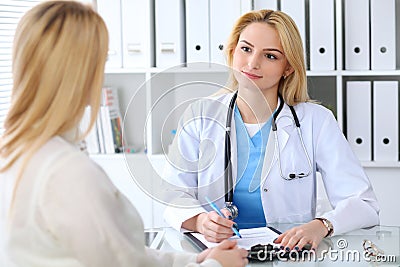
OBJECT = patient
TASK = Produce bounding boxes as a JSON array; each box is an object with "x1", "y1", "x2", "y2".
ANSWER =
[{"x1": 0, "y1": 1, "x2": 248, "y2": 266}]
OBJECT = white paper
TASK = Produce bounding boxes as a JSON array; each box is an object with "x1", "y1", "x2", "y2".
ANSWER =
[{"x1": 190, "y1": 227, "x2": 280, "y2": 250}]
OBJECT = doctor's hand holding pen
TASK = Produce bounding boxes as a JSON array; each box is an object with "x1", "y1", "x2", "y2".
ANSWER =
[{"x1": 182, "y1": 208, "x2": 238, "y2": 243}]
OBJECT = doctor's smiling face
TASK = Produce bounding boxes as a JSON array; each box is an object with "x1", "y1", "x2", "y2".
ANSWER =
[
  {"x1": 225, "y1": 10, "x2": 308, "y2": 106},
  {"x1": 232, "y1": 22, "x2": 292, "y2": 94}
]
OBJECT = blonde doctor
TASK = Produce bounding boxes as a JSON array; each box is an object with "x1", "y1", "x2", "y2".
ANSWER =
[{"x1": 162, "y1": 9, "x2": 379, "y2": 251}]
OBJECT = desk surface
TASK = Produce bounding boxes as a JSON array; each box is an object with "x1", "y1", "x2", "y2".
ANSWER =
[{"x1": 156, "y1": 225, "x2": 400, "y2": 266}]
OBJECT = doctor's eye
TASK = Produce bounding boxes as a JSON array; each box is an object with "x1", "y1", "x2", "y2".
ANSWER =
[
  {"x1": 241, "y1": 46, "x2": 252, "y2": 53},
  {"x1": 265, "y1": 53, "x2": 277, "y2": 60}
]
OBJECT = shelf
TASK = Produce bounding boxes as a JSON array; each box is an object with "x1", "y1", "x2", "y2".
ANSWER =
[
  {"x1": 89, "y1": 153, "x2": 147, "y2": 160},
  {"x1": 306, "y1": 70, "x2": 339, "y2": 76},
  {"x1": 105, "y1": 65, "x2": 230, "y2": 75},
  {"x1": 89, "y1": 153, "x2": 168, "y2": 161},
  {"x1": 148, "y1": 153, "x2": 167, "y2": 160},
  {"x1": 105, "y1": 68, "x2": 148, "y2": 74},
  {"x1": 149, "y1": 65, "x2": 229, "y2": 74},
  {"x1": 342, "y1": 70, "x2": 400, "y2": 76},
  {"x1": 361, "y1": 161, "x2": 400, "y2": 168}
]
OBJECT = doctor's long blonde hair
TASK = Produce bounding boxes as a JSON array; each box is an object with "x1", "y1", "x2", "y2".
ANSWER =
[
  {"x1": 0, "y1": 1, "x2": 108, "y2": 183},
  {"x1": 223, "y1": 9, "x2": 309, "y2": 106}
]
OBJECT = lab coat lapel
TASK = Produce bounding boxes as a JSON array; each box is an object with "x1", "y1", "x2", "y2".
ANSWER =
[
  {"x1": 260, "y1": 130, "x2": 276, "y2": 185},
  {"x1": 260, "y1": 104, "x2": 295, "y2": 182}
]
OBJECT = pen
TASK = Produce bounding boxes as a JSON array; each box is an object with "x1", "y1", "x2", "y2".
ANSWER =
[{"x1": 205, "y1": 196, "x2": 242, "y2": 238}]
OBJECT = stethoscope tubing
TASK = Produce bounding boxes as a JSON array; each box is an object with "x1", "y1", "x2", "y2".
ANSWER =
[
  {"x1": 224, "y1": 92, "x2": 312, "y2": 212},
  {"x1": 224, "y1": 92, "x2": 237, "y2": 204},
  {"x1": 274, "y1": 118, "x2": 312, "y2": 180}
]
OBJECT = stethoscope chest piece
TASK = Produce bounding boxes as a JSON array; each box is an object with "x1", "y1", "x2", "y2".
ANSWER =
[{"x1": 225, "y1": 202, "x2": 239, "y2": 220}]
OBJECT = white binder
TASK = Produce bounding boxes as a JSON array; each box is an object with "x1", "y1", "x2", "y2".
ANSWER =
[
  {"x1": 280, "y1": 0, "x2": 306, "y2": 65},
  {"x1": 344, "y1": 0, "x2": 369, "y2": 70},
  {"x1": 209, "y1": 0, "x2": 241, "y2": 66},
  {"x1": 371, "y1": 0, "x2": 396, "y2": 70},
  {"x1": 309, "y1": 0, "x2": 335, "y2": 71},
  {"x1": 373, "y1": 81, "x2": 399, "y2": 161},
  {"x1": 185, "y1": 0, "x2": 209, "y2": 65},
  {"x1": 121, "y1": 0, "x2": 153, "y2": 68},
  {"x1": 346, "y1": 81, "x2": 372, "y2": 161},
  {"x1": 240, "y1": 0, "x2": 253, "y2": 14},
  {"x1": 96, "y1": 0, "x2": 122, "y2": 69},
  {"x1": 155, "y1": 0, "x2": 185, "y2": 68},
  {"x1": 253, "y1": 0, "x2": 277, "y2": 10}
]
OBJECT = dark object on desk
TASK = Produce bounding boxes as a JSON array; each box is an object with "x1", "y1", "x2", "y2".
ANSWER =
[
  {"x1": 248, "y1": 243, "x2": 312, "y2": 262},
  {"x1": 248, "y1": 244, "x2": 277, "y2": 261}
]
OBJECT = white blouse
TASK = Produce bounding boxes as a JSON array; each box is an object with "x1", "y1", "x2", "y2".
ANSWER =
[{"x1": 0, "y1": 135, "x2": 220, "y2": 267}]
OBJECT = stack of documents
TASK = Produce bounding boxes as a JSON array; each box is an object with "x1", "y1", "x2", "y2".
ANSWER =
[{"x1": 185, "y1": 226, "x2": 280, "y2": 250}]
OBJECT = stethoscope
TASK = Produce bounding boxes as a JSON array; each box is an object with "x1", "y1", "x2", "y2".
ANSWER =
[{"x1": 224, "y1": 91, "x2": 312, "y2": 219}]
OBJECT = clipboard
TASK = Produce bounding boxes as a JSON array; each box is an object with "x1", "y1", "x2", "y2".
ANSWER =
[
  {"x1": 183, "y1": 226, "x2": 282, "y2": 251},
  {"x1": 184, "y1": 232, "x2": 209, "y2": 251},
  {"x1": 184, "y1": 226, "x2": 313, "y2": 262}
]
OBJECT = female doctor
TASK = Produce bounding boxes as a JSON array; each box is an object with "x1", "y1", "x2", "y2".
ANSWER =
[{"x1": 162, "y1": 9, "x2": 379, "y2": 251}]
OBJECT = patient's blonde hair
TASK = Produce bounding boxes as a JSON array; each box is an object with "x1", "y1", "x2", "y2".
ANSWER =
[{"x1": 0, "y1": 1, "x2": 108, "y2": 174}]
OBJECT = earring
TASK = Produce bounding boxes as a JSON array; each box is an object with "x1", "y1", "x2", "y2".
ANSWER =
[{"x1": 283, "y1": 75, "x2": 287, "y2": 80}]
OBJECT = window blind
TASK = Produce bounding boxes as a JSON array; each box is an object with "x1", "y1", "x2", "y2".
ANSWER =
[{"x1": 0, "y1": 0, "x2": 41, "y2": 134}]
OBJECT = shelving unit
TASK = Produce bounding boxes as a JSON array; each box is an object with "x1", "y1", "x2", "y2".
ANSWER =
[{"x1": 91, "y1": 0, "x2": 400, "y2": 228}]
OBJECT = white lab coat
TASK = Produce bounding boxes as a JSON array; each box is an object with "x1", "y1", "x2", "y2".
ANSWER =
[{"x1": 163, "y1": 92, "x2": 379, "y2": 235}]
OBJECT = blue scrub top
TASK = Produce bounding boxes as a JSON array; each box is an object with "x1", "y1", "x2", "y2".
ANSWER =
[{"x1": 233, "y1": 106, "x2": 272, "y2": 229}]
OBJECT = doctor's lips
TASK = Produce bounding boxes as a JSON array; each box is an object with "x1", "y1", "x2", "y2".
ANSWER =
[{"x1": 242, "y1": 71, "x2": 263, "y2": 79}]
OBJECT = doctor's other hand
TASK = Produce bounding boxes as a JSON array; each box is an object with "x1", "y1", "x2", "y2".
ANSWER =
[
  {"x1": 197, "y1": 240, "x2": 249, "y2": 267},
  {"x1": 273, "y1": 220, "x2": 327, "y2": 251},
  {"x1": 184, "y1": 212, "x2": 236, "y2": 242}
]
